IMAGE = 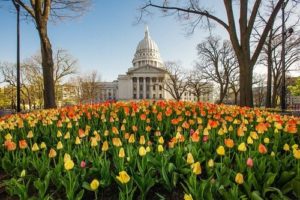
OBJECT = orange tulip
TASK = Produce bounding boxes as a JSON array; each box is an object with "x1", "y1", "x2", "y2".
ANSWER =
[
  {"x1": 4, "y1": 140, "x2": 16, "y2": 151},
  {"x1": 224, "y1": 138, "x2": 234, "y2": 148},
  {"x1": 18, "y1": 140, "x2": 28, "y2": 149},
  {"x1": 258, "y1": 144, "x2": 267, "y2": 154}
]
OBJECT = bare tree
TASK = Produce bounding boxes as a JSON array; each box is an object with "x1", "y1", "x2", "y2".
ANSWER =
[
  {"x1": 187, "y1": 70, "x2": 211, "y2": 101},
  {"x1": 254, "y1": 0, "x2": 300, "y2": 108},
  {"x1": 195, "y1": 37, "x2": 238, "y2": 104},
  {"x1": 77, "y1": 71, "x2": 101, "y2": 103},
  {"x1": 24, "y1": 49, "x2": 78, "y2": 103},
  {"x1": 140, "y1": 0, "x2": 295, "y2": 107},
  {"x1": 2, "y1": 0, "x2": 90, "y2": 108},
  {"x1": 228, "y1": 69, "x2": 240, "y2": 105},
  {"x1": 163, "y1": 61, "x2": 189, "y2": 101},
  {"x1": 0, "y1": 49, "x2": 77, "y2": 109},
  {"x1": 253, "y1": 74, "x2": 266, "y2": 107}
]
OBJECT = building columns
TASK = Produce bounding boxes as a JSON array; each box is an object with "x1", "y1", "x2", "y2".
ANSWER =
[
  {"x1": 143, "y1": 77, "x2": 146, "y2": 99},
  {"x1": 137, "y1": 77, "x2": 140, "y2": 99}
]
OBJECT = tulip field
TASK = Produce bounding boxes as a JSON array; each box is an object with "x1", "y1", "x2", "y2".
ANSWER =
[{"x1": 0, "y1": 101, "x2": 300, "y2": 200}]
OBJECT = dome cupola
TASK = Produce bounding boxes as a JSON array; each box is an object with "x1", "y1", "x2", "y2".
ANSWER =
[{"x1": 132, "y1": 26, "x2": 163, "y2": 68}]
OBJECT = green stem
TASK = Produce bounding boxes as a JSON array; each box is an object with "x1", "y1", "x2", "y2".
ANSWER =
[
  {"x1": 126, "y1": 184, "x2": 129, "y2": 200},
  {"x1": 95, "y1": 190, "x2": 98, "y2": 200}
]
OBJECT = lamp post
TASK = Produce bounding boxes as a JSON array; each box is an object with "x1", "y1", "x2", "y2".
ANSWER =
[{"x1": 12, "y1": 0, "x2": 21, "y2": 112}]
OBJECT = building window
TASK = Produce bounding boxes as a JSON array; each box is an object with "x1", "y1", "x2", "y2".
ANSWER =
[
  {"x1": 152, "y1": 77, "x2": 156, "y2": 83},
  {"x1": 140, "y1": 85, "x2": 143, "y2": 90},
  {"x1": 159, "y1": 94, "x2": 162, "y2": 99},
  {"x1": 140, "y1": 94, "x2": 143, "y2": 99},
  {"x1": 153, "y1": 85, "x2": 156, "y2": 90},
  {"x1": 146, "y1": 85, "x2": 150, "y2": 91},
  {"x1": 153, "y1": 94, "x2": 156, "y2": 99},
  {"x1": 133, "y1": 94, "x2": 137, "y2": 99},
  {"x1": 159, "y1": 85, "x2": 162, "y2": 90},
  {"x1": 146, "y1": 94, "x2": 150, "y2": 99}
]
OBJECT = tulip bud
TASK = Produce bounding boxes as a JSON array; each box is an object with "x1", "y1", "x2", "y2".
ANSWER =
[{"x1": 246, "y1": 158, "x2": 253, "y2": 168}]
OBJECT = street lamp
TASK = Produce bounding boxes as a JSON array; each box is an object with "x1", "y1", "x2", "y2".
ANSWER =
[{"x1": 12, "y1": 0, "x2": 21, "y2": 112}]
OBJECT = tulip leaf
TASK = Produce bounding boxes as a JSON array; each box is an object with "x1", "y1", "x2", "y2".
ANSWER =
[
  {"x1": 250, "y1": 191, "x2": 264, "y2": 200},
  {"x1": 278, "y1": 171, "x2": 296, "y2": 186},
  {"x1": 263, "y1": 173, "x2": 277, "y2": 188},
  {"x1": 263, "y1": 187, "x2": 284, "y2": 199},
  {"x1": 292, "y1": 178, "x2": 300, "y2": 198},
  {"x1": 82, "y1": 181, "x2": 92, "y2": 191}
]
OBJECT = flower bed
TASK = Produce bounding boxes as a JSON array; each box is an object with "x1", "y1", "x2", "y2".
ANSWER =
[{"x1": 0, "y1": 101, "x2": 299, "y2": 200}]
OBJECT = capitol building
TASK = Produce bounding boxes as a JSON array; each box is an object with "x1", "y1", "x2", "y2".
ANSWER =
[{"x1": 62, "y1": 27, "x2": 214, "y2": 103}]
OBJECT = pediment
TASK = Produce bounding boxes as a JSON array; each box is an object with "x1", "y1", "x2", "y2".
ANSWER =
[{"x1": 127, "y1": 65, "x2": 167, "y2": 75}]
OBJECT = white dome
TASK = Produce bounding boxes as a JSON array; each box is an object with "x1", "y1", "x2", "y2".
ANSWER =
[{"x1": 132, "y1": 26, "x2": 163, "y2": 68}]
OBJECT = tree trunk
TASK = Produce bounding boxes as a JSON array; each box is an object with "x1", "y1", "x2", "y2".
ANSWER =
[
  {"x1": 239, "y1": 61, "x2": 253, "y2": 107},
  {"x1": 265, "y1": 39, "x2": 272, "y2": 108},
  {"x1": 38, "y1": 26, "x2": 56, "y2": 109}
]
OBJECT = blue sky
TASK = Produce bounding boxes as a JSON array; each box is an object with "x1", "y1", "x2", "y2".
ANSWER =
[{"x1": 0, "y1": 0, "x2": 228, "y2": 81}]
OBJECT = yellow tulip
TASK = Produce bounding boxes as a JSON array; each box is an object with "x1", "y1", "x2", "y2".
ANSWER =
[
  {"x1": 184, "y1": 193, "x2": 193, "y2": 200},
  {"x1": 283, "y1": 144, "x2": 290, "y2": 151},
  {"x1": 186, "y1": 153, "x2": 194, "y2": 164},
  {"x1": 250, "y1": 131, "x2": 258, "y2": 140},
  {"x1": 75, "y1": 136, "x2": 81, "y2": 145},
  {"x1": 32, "y1": 143, "x2": 39, "y2": 152},
  {"x1": 271, "y1": 151, "x2": 275, "y2": 157},
  {"x1": 116, "y1": 171, "x2": 130, "y2": 184},
  {"x1": 146, "y1": 146, "x2": 151, "y2": 152},
  {"x1": 191, "y1": 161, "x2": 201, "y2": 175},
  {"x1": 102, "y1": 141, "x2": 109, "y2": 152},
  {"x1": 64, "y1": 132, "x2": 70, "y2": 139},
  {"x1": 238, "y1": 142, "x2": 247, "y2": 152},
  {"x1": 139, "y1": 135, "x2": 146, "y2": 145},
  {"x1": 158, "y1": 136, "x2": 164, "y2": 144},
  {"x1": 64, "y1": 159, "x2": 74, "y2": 171},
  {"x1": 57, "y1": 130, "x2": 62, "y2": 138},
  {"x1": 247, "y1": 136, "x2": 253, "y2": 145},
  {"x1": 235, "y1": 173, "x2": 244, "y2": 184},
  {"x1": 294, "y1": 149, "x2": 300, "y2": 159},
  {"x1": 20, "y1": 169, "x2": 26, "y2": 178},
  {"x1": 119, "y1": 147, "x2": 125, "y2": 158},
  {"x1": 203, "y1": 128, "x2": 209, "y2": 136},
  {"x1": 208, "y1": 159, "x2": 214, "y2": 168},
  {"x1": 139, "y1": 146, "x2": 147, "y2": 156},
  {"x1": 5, "y1": 133, "x2": 12, "y2": 141},
  {"x1": 112, "y1": 137, "x2": 122, "y2": 147},
  {"x1": 157, "y1": 144, "x2": 164, "y2": 152},
  {"x1": 40, "y1": 142, "x2": 47, "y2": 149},
  {"x1": 64, "y1": 153, "x2": 71, "y2": 162},
  {"x1": 216, "y1": 146, "x2": 225, "y2": 156},
  {"x1": 218, "y1": 128, "x2": 224, "y2": 136},
  {"x1": 292, "y1": 144, "x2": 299, "y2": 150},
  {"x1": 90, "y1": 179, "x2": 100, "y2": 191},
  {"x1": 91, "y1": 137, "x2": 98, "y2": 147},
  {"x1": 27, "y1": 131, "x2": 34, "y2": 139},
  {"x1": 128, "y1": 134, "x2": 135, "y2": 143},
  {"x1": 263, "y1": 137, "x2": 270, "y2": 144},
  {"x1": 57, "y1": 141, "x2": 63, "y2": 150}
]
